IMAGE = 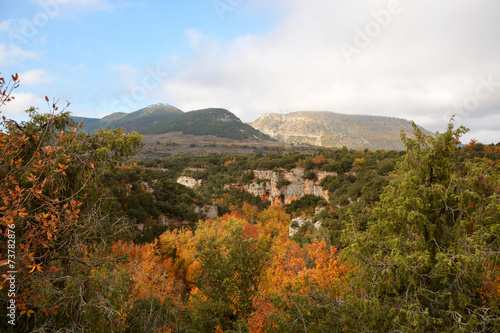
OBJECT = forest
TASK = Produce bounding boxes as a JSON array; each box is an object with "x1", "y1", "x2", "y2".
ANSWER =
[{"x1": 1, "y1": 73, "x2": 500, "y2": 332}]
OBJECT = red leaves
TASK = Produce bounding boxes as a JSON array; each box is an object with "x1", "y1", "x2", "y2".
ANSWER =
[
  {"x1": 42, "y1": 305, "x2": 59, "y2": 316},
  {"x1": 468, "y1": 198, "x2": 474, "y2": 209},
  {"x1": 243, "y1": 224, "x2": 259, "y2": 241},
  {"x1": 221, "y1": 211, "x2": 245, "y2": 222}
]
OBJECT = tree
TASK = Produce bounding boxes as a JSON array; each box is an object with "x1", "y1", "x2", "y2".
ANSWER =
[
  {"x1": 342, "y1": 121, "x2": 500, "y2": 331},
  {"x1": 189, "y1": 213, "x2": 269, "y2": 332},
  {"x1": 250, "y1": 236, "x2": 349, "y2": 332},
  {"x1": 0, "y1": 73, "x2": 143, "y2": 332}
]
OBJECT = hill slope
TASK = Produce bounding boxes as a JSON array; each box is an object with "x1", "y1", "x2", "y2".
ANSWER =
[
  {"x1": 144, "y1": 108, "x2": 274, "y2": 141},
  {"x1": 109, "y1": 104, "x2": 183, "y2": 132},
  {"x1": 251, "y1": 111, "x2": 431, "y2": 150},
  {"x1": 73, "y1": 105, "x2": 274, "y2": 142}
]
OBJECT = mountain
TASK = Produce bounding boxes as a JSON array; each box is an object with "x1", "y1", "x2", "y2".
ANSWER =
[
  {"x1": 143, "y1": 108, "x2": 274, "y2": 141},
  {"x1": 251, "y1": 111, "x2": 431, "y2": 150},
  {"x1": 73, "y1": 105, "x2": 274, "y2": 141},
  {"x1": 75, "y1": 103, "x2": 183, "y2": 133},
  {"x1": 109, "y1": 104, "x2": 183, "y2": 132}
]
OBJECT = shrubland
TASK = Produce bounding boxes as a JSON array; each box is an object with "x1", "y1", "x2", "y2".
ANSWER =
[{"x1": 1, "y1": 73, "x2": 499, "y2": 332}]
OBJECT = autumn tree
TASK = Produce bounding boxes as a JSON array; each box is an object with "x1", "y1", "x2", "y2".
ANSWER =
[
  {"x1": 0, "y1": 73, "x2": 143, "y2": 332},
  {"x1": 342, "y1": 121, "x2": 500, "y2": 331},
  {"x1": 249, "y1": 234, "x2": 349, "y2": 332},
  {"x1": 188, "y1": 213, "x2": 270, "y2": 332}
]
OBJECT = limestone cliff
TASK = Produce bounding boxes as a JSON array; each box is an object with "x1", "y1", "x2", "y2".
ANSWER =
[{"x1": 242, "y1": 168, "x2": 336, "y2": 206}]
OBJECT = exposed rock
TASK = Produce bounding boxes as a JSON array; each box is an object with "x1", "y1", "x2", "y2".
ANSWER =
[
  {"x1": 158, "y1": 215, "x2": 190, "y2": 227},
  {"x1": 177, "y1": 176, "x2": 202, "y2": 188},
  {"x1": 194, "y1": 205, "x2": 219, "y2": 220},
  {"x1": 315, "y1": 206, "x2": 327, "y2": 215},
  {"x1": 251, "y1": 111, "x2": 432, "y2": 150},
  {"x1": 241, "y1": 167, "x2": 334, "y2": 206},
  {"x1": 316, "y1": 170, "x2": 338, "y2": 181},
  {"x1": 186, "y1": 167, "x2": 205, "y2": 172},
  {"x1": 141, "y1": 180, "x2": 156, "y2": 194},
  {"x1": 206, "y1": 205, "x2": 218, "y2": 219},
  {"x1": 289, "y1": 217, "x2": 322, "y2": 237}
]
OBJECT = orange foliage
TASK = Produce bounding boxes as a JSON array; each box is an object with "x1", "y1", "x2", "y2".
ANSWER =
[
  {"x1": 313, "y1": 155, "x2": 326, "y2": 165},
  {"x1": 243, "y1": 224, "x2": 260, "y2": 241},
  {"x1": 112, "y1": 240, "x2": 183, "y2": 304},
  {"x1": 260, "y1": 237, "x2": 349, "y2": 296},
  {"x1": 256, "y1": 205, "x2": 290, "y2": 239},
  {"x1": 241, "y1": 201, "x2": 259, "y2": 223},
  {"x1": 224, "y1": 157, "x2": 236, "y2": 167},
  {"x1": 465, "y1": 138, "x2": 478, "y2": 151},
  {"x1": 248, "y1": 298, "x2": 279, "y2": 333},
  {"x1": 260, "y1": 236, "x2": 307, "y2": 293},
  {"x1": 158, "y1": 228, "x2": 197, "y2": 287},
  {"x1": 221, "y1": 210, "x2": 246, "y2": 222},
  {"x1": 250, "y1": 236, "x2": 349, "y2": 331}
]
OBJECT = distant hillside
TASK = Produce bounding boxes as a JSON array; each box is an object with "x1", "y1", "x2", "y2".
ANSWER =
[
  {"x1": 71, "y1": 116, "x2": 101, "y2": 131},
  {"x1": 110, "y1": 104, "x2": 183, "y2": 132},
  {"x1": 144, "y1": 108, "x2": 274, "y2": 141},
  {"x1": 74, "y1": 103, "x2": 183, "y2": 133},
  {"x1": 251, "y1": 111, "x2": 431, "y2": 150},
  {"x1": 73, "y1": 105, "x2": 274, "y2": 142}
]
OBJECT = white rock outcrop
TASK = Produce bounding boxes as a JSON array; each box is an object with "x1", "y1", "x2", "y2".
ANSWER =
[{"x1": 177, "y1": 176, "x2": 202, "y2": 188}]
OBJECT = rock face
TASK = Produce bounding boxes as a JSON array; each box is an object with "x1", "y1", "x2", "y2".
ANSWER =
[
  {"x1": 242, "y1": 168, "x2": 336, "y2": 206},
  {"x1": 177, "y1": 176, "x2": 202, "y2": 188},
  {"x1": 251, "y1": 111, "x2": 431, "y2": 150},
  {"x1": 289, "y1": 217, "x2": 322, "y2": 237},
  {"x1": 141, "y1": 181, "x2": 155, "y2": 194},
  {"x1": 195, "y1": 205, "x2": 219, "y2": 220}
]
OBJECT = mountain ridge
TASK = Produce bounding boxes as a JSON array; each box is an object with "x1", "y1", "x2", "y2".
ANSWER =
[
  {"x1": 73, "y1": 104, "x2": 275, "y2": 142},
  {"x1": 73, "y1": 104, "x2": 432, "y2": 150},
  {"x1": 251, "y1": 110, "x2": 431, "y2": 150}
]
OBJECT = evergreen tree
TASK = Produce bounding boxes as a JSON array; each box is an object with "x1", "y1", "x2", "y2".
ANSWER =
[{"x1": 342, "y1": 121, "x2": 500, "y2": 331}]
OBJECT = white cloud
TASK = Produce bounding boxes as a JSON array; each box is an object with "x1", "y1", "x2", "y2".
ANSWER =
[
  {"x1": 19, "y1": 69, "x2": 53, "y2": 85},
  {"x1": 154, "y1": 0, "x2": 500, "y2": 143},
  {"x1": 0, "y1": 43, "x2": 40, "y2": 66},
  {"x1": 0, "y1": 92, "x2": 44, "y2": 121}
]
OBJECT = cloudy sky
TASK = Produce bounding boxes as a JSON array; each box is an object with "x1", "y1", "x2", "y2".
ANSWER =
[{"x1": 1, "y1": 0, "x2": 499, "y2": 143}]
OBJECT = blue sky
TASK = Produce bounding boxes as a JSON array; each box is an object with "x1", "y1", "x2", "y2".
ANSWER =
[{"x1": 1, "y1": 0, "x2": 499, "y2": 144}]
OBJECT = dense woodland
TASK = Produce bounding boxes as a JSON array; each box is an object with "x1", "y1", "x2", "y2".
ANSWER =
[{"x1": 1, "y1": 74, "x2": 500, "y2": 332}]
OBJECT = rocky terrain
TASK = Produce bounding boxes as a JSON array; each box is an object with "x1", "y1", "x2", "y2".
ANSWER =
[
  {"x1": 181, "y1": 167, "x2": 336, "y2": 206},
  {"x1": 242, "y1": 168, "x2": 335, "y2": 205},
  {"x1": 251, "y1": 111, "x2": 431, "y2": 150}
]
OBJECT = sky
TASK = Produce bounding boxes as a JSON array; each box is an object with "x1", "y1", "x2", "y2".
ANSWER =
[{"x1": 1, "y1": 0, "x2": 499, "y2": 144}]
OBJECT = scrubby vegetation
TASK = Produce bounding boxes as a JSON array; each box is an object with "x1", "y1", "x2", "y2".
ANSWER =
[{"x1": 1, "y1": 74, "x2": 500, "y2": 332}]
